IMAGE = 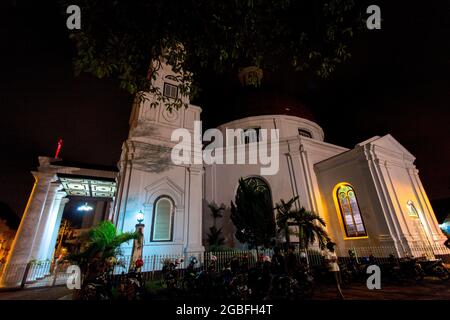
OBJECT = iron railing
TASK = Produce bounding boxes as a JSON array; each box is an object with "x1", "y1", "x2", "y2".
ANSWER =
[{"x1": 1, "y1": 244, "x2": 449, "y2": 289}]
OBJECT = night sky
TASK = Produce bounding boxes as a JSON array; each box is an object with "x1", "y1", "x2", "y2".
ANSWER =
[{"x1": 0, "y1": 1, "x2": 449, "y2": 220}]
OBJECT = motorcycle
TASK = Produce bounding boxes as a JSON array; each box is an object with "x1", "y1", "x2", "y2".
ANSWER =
[
  {"x1": 418, "y1": 258, "x2": 449, "y2": 280},
  {"x1": 398, "y1": 256, "x2": 425, "y2": 282},
  {"x1": 293, "y1": 264, "x2": 315, "y2": 299},
  {"x1": 182, "y1": 256, "x2": 200, "y2": 291},
  {"x1": 80, "y1": 272, "x2": 111, "y2": 300},
  {"x1": 162, "y1": 258, "x2": 183, "y2": 290},
  {"x1": 117, "y1": 270, "x2": 145, "y2": 300}
]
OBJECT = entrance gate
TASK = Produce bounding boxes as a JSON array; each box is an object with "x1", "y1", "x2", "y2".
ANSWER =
[{"x1": 0, "y1": 156, "x2": 117, "y2": 288}]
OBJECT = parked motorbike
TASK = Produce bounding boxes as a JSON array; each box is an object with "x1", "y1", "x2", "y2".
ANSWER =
[
  {"x1": 338, "y1": 257, "x2": 371, "y2": 285},
  {"x1": 418, "y1": 258, "x2": 449, "y2": 280},
  {"x1": 293, "y1": 265, "x2": 315, "y2": 299},
  {"x1": 162, "y1": 258, "x2": 183, "y2": 289},
  {"x1": 117, "y1": 269, "x2": 145, "y2": 300},
  {"x1": 80, "y1": 272, "x2": 111, "y2": 300},
  {"x1": 398, "y1": 256, "x2": 425, "y2": 282}
]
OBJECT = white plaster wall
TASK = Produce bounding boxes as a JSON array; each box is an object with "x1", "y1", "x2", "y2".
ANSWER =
[
  {"x1": 203, "y1": 115, "x2": 347, "y2": 249},
  {"x1": 315, "y1": 134, "x2": 447, "y2": 254},
  {"x1": 115, "y1": 63, "x2": 204, "y2": 256},
  {"x1": 118, "y1": 165, "x2": 188, "y2": 255},
  {"x1": 361, "y1": 135, "x2": 447, "y2": 246},
  {"x1": 315, "y1": 148, "x2": 391, "y2": 250},
  {"x1": 217, "y1": 114, "x2": 324, "y2": 142}
]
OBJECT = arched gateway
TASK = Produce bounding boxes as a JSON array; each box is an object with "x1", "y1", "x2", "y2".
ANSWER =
[{"x1": 0, "y1": 157, "x2": 117, "y2": 288}]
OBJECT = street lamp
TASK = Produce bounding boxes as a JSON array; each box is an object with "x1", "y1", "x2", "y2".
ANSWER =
[{"x1": 136, "y1": 210, "x2": 144, "y2": 224}]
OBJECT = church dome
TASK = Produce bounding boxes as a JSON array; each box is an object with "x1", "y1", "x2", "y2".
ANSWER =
[
  {"x1": 215, "y1": 87, "x2": 324, "y2": 141},
  {"x1": 229, "y1": 89, "x2": 316, "y2": 123}
]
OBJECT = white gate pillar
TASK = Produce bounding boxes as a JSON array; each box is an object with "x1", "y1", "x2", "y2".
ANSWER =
[
  {"x1": 46, "y1": 197, "x2": 69, "y2": 262},
  {"x1": 31, "y1": 182, "x2": 61, "y2": 261},
  {"x1": 39, "y1": 190, "x2": 67, "y2": 261},
  {"x1": 0, "y1": 172, "x2": 56, "y2": 287}
]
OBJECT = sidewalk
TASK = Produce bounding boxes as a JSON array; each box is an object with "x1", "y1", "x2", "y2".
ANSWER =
[
  {"x1": 0, "y1": 285, "x2": 71, "y2": 300},
  {"x1": 314, "y1": 279, "x2": 450, "y2": 300}
]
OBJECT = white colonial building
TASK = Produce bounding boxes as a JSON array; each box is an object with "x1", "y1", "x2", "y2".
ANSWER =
[
  {"x1": 112, "y1": 62, "x2": 447, "y2": 258},
  {"x1": 1, "y1": 61, "x2": 447, "y2": 286}
]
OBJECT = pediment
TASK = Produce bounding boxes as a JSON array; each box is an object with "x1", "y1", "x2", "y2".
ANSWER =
[
  {"x1": 358, "y1": 134, "x2": 415, "y2": 161},
  {"x1": 144, "y1": 176, "x2": 184, "y2": 207}
]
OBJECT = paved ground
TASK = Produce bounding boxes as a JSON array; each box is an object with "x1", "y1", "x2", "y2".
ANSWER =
[
  {"x1": 0, "y1": 285, "x2": 72, "y2": 300},
  {"x1": 0, "y1": 279, "x2": 448, "y2": 300},
  {"x1": 314, "y1": 278, "x2": 450, "y2": 300}
]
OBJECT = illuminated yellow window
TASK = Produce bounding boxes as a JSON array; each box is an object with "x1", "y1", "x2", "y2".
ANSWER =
[
  {"x1": 336, "y1": 184, "x2": 367, "y2": 237},
  {"x1": 406, "y1": 200, "x2": 419, "y2": 217}
]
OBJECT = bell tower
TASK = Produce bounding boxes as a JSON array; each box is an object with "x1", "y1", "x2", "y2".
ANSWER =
[{"x1": 113, "y1": 59, "x2": 204, "y2": 255}]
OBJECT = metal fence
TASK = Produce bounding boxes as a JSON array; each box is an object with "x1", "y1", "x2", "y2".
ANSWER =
[
  {"x1": 0, "y1": 260, "x2": 72, "y2": 289},
  {"x1": 109, "y1": 248, "x2": 326, "y2": 283},
  {"x1": 1, "y1": 243, "x2": 449, "y2": 289},
  {"x1": 335, "y1": 243, "x2": 450, "y2": 265}
]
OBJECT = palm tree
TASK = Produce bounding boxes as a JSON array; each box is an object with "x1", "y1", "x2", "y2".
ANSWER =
[
  {"x1": 274, "y1": 196, "x2": 299, "y2": 246},
  {"x1": 275, "y1": 197, "x2": 330, "y2": 250},
  {"x1": 291, "y1": 207, "x2": 330, "y2": 250},
  {"x1": 68, "y1": 221, "x2": 139, "y2": 280}
]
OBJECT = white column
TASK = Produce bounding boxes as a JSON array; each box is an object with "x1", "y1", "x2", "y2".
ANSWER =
[
  {"x1": 46, "y1": 198, "x2": 69, "y2": 262},
  {"x1": 30, "y1": 182, "x2": 60, "y2": 261},
  {"x1": 39, "y1": 190, "x2": 67, "y2": 261},
  {"x1": 1, "y1": 172, "x2": 55, "y2": 286},
  {"x1": 184, "y1": 166, "x2": 205, "y2": 253}
]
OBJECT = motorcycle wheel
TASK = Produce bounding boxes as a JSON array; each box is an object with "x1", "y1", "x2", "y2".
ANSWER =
[
  {"x1": 434, "y1": 266, "x2": 450, "y2": 280},
  {"x1": 414, "y1": 267, "x2": 425, "y2": 282}
]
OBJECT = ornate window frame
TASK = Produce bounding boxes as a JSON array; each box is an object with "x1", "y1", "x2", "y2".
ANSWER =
[
  {"x1": 150, "y1": 195, "x2": 175, "y2": 242},
  {"x1": 333, "y1": 183, "x2": 368, "y2": 239}
]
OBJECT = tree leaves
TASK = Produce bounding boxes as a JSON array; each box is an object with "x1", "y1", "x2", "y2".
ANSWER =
[
  {"x1": 67, "y1": 221, "x2": 139, "y2": 267},
  {"x1": 275, "y1": 196, "x2": 330, "y2": 249},
  {"x1": 230, "y1": 178, "x2": 276, "y2": 249},
  {"x1": 61, "y1": 0, "x2": 362, "y2": 110}
]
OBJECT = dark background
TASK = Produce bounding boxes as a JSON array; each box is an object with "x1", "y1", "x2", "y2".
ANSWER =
[{"x1": 0, "y1": 1, "x2": 449, "y2": 221}]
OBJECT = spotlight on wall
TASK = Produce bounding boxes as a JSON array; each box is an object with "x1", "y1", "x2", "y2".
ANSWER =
[
  {"x1": 136, "y1": 210, "x2": 144, "y2": 224},
  {"x1": 77, "y1": 202, "x2": 93, "y2": 212}
]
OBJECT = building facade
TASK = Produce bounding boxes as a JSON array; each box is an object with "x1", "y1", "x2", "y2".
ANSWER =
[
  {"x1": 2, "y1": 61, "x2": 448, "y2": 288},
  {"x1": 113, "y1": 62, "x2": 447, "y2": 258}
]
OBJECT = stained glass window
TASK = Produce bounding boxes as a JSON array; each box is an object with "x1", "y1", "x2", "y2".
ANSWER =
[
  {"x1": 151, "y1": 196, "x2": 174, "y2": 241},
  {"x1": 336, "y1": 184, "x2": 367, "y2": 237},
  {"x1": 406, "y1": 201, "x2": 419, "y2": 218}
]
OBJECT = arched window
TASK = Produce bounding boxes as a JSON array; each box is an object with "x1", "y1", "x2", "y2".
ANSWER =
[
  {"x1": 298, "y1": 129, "x2": 312, "y2": 138},
  {"x1": 151, "y1": 196, "x2": 174, "y2": 242},
  {"x1": 336, "y1": 184, "x2": 367, "y2": 237},
  {"x1": 239, "y1": 177, "x2": 272, "y2": 204},
  {"x1": 165, "y1": 75, "x2": 179, "y2": 82},
  {"x1": 406, "y1": 200, "x2": 419, "y2": 217},
  {"x1": 163, "y1": 82, "x2": 178, "y2": 99},
  {"x1": 406, "y1": 200, "x2": 431, "y2": 247}
]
